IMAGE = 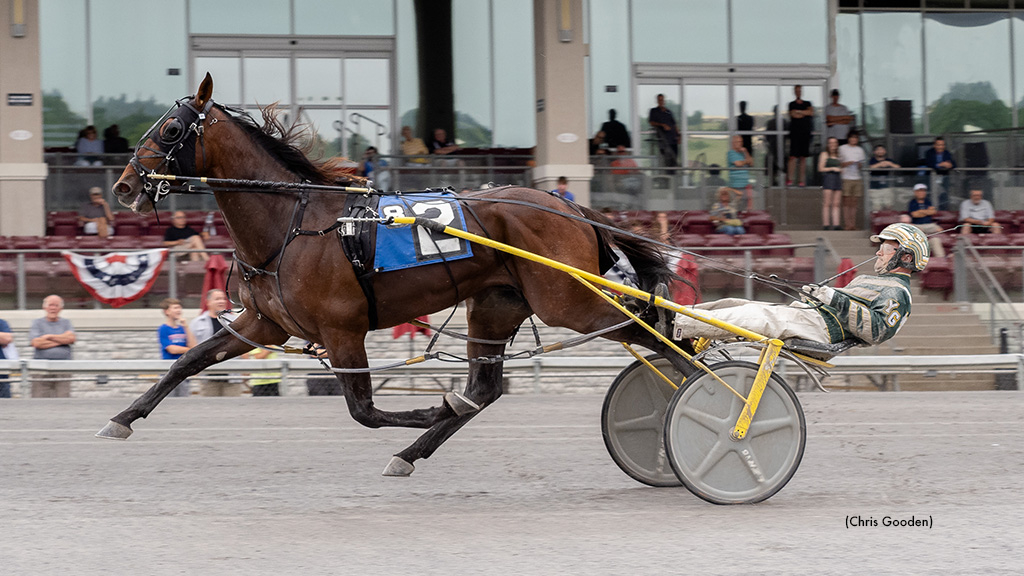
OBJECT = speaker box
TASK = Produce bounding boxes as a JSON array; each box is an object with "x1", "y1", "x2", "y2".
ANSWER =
[
  {"x1": 886, "y1": 100, "x2": 913, "y2": 134},
  {"x1": 964, "y1": 142, "x2": 989, "y2": 168}
]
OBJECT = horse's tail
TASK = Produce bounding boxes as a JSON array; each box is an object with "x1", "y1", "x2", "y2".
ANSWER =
[{"x1": 577, "y1": 205, "x2": 676, "y2": 293}]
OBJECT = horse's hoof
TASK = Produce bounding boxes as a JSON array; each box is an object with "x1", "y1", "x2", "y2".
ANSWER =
[
  {"x1": 382, "y1": 456, "x2": 415, "y2": 477},
  {"x1": 95, "y1": 420, "x2": 133, "y2": 440},
  {"x1": 444, "y1": 391, "x2": 480, "y2": 416}
]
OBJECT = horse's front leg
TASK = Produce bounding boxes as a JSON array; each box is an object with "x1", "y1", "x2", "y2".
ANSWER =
[{"x1": 96, "y1": 312, "x2": 288, "y2": 439}]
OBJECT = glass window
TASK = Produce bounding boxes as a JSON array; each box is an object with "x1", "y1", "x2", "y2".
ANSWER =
[
  {"x1": 637, "y1": 84, "x2": 680, "y2": 158},
  {"x1": 589, "y1": 0, "x2": 632, "y2": 141},
  {"x1": 453, "y1": 0, "x2": 493, "y2": 147},
  {"x1": 296, "y1": 58, "x2": 342, "y2": 106},
  {"x1": 1013, "y1": 16, "x2": 1024, "y2": 126},
  {"x1": 732, "y1": 0, "x2": 827, "y2": 64},
  {"x1": 40, "y1": 0, "x2": 88, "y2": 146},
  {"x1": 189, "y1": 0, "x2": 290, "y2": 34},
  {"x1": 631, "y1": 0, "x2": 727, "y2": 63},
  {"x1": 345, "y1": 109, "x2": 391, "y2": 156},
  {"x1": 861, "y1": 12, "x2": 924, "y2": 135},
  {"x1": 836, "y1": 13, "x2": 862, "y2": 119},
  {"x1": 195, "y1": 57, "x2": 242, "y2": 105},
  {"x1": 295, "y1": 0, "x2": 395, "y2": 35},
  {"x1": 300, "y1": 108, "x2": 345, "y2": 157},
  {"x1": 492, "y1": 0, "x2": 535, "y2": 147},
  {"x1": 925, "y1": 13, "x2": 1012, "y2": 132},
  {"x1": 243, "y1": 58, "x2": 291, "y2": 105},
  {"x1": 396, "y1": 0, "x2": 420, "y2": 134},
  {"x1": 345, "y1": 59, "x2": 390, "y2": 106},
  {"x1": 684, "y1": 84, "x2": 728, "y2": 132}
]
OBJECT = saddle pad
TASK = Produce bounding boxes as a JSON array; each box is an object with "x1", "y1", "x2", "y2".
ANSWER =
[{"x1": 374, "y1": 192, "x2": 474, "y2": 272}]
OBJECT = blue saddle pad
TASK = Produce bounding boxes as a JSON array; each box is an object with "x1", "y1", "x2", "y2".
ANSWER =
[{"x1": 374, "y1": 192, "x2": 474, "y2": 272}]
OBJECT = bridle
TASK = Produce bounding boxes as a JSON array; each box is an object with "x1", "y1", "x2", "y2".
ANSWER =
[{"x1": 128, "y1": 95, "x2": 219, "y2": 209}]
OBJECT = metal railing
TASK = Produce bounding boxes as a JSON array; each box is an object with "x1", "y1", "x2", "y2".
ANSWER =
[{"x1": 953, "y1": 238, "x2": 1024, "y2": 350}]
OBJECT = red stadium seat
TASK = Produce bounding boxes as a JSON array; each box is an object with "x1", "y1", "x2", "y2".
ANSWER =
[
  {"x1": 920, "y1": 256, "x2": 953, "y2": 298},
  {"x1": 765, "y1": 233, "x2": 795, "y2": 257},
  {"x1": 703, "y1": 234, "x2": 739, "y2": 255}
]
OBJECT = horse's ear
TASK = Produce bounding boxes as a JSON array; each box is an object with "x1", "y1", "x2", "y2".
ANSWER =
[{"x1": 196, "y1": 72, "x2": 214, "y2": 108}]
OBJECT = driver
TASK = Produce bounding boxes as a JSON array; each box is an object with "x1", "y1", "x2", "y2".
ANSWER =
[{"x1": 671, "y1": 223, "x2": 929, "y2": 347}]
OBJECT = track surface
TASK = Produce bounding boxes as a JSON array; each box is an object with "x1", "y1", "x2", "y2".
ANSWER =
[{"x1": 2, "y1": 392, "x2": 1021, "y2": 575}]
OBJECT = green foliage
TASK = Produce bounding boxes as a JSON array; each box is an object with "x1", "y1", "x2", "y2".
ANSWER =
[
  {"x1": 928, "y1": 99, "x2": 1011, "y2": 134},
  {"x1": 92, "y1": 95, "x2": 177, "y2": 144},
  {"x1": 42, "y1": 91, "x2": 87, "y2": 147},
  {"x1": 455, "y1": 111, "x2": 492, "y2": 148}
]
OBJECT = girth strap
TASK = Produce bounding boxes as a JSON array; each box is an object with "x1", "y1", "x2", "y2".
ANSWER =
[{"x1": 339, "y1": 193, "x2": 381, "y2": 331}]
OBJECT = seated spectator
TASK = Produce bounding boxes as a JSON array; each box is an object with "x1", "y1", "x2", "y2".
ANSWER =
[
  {"x1": 868, "y1": 144, "x2": 900, "y2": 211},
  {"x1": 710, "y1": 187, "x2": 746, "y2": 235},
  {"x1": 610, "y1": 145, "x2": 641, "y2": 195},
  {"x1": 103, "y1": 124, "x2": 129, "y2": 154},
  {"x1": 904, "y1": 183, "x2": 945, "y2": 257},
  {"x1": 551, "y1": 176, "x2": 575, "y2": 201},
  {"x1": 359, "y1": 146, "x2": 388, "y2": 188},
  {"x1": 400, "y1": 126, "x2": 429, "y2": 163},
  {"x1": 589, "y1": 130, "x2": 608, "y2": 156},
  {"x1": 959, "y1": 188, "x2": 1002, "y2": 236},
  {"x1": 78, "y1": 186, "x2": 115, "y2": 238},
  {"x1": 163, "y1": 210, "x2": 209, "y2": 261},
  {"x1": 74, "y1": 125, "x2": 104, "y2": 166},
  {"x1": 429, "y1": 128, "x2": 459, "y2": 155}
]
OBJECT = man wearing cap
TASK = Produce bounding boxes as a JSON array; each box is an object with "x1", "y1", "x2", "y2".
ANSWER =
[
  {"x1": 78, "y1": 187, "x2": 115, "y2": 238},
  {"x1": 673, "y1": 223, "x2": 928, "y2": 348},
  {"x1": 904, "y1": 183, "x2": 945, "y2": 257}
]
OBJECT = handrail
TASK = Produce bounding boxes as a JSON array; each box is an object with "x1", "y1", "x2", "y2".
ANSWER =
[{"x1": 954, "y1": 237, "x2": 1023, "y2": 345}]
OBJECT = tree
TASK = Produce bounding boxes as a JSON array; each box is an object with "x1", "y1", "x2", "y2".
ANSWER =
[{"x1": 928, "y1": 81, "x2": 1011, "y2": 133}]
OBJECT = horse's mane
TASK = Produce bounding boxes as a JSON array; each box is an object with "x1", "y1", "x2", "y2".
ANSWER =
[{"x1": 224, "y1": 103, "x2": 366, "y2": 186}]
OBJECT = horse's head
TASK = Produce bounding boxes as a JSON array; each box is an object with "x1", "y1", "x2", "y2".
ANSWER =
[{"x1": 113, "y1": 73, "x2": 216, "y2": 213}]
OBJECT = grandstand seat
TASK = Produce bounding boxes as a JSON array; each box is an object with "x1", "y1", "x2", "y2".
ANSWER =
[
  {"x1": 870, "y1": 212, "x2": 901, "y2": 235},
  {"x1": 920, "y1": 255, "x2": 952, "y2": 298},
  {"x1": 740, "y1": 212, "x2": 775, "y2": 235},
  {"x1": 114, "y1": 220, "x2": 144, "y2": 237},
  {"x1": 972, "y1": 233, "x2": 1012, "y2": 255},
  {"x1": 703, "y1": 234, "x2": 739, "y2": 255},
  {"x1": 138, "y1": 235, "x2": 166, "y2": 248},
  {"x1": 764, "y1": 233, "x2": 795, "y2": 257},
  {"x1": 204, "y1": 235, "x2": 234, "y2": 250},
  {"x1": 671, "y1": 233, "x2": 706, "y2": 248},
  {"x1": 52, "y1": 223, "x2": 80, "y2": 237},
  {"x1": 697, "y1": 257, "x2": 745, "y2": 293},
  {"x1": 734, "y1": 234, "x2": 768, "y2": 256},
  {"x1": 75, "y1": 236, "x2": 110, "y2": 251},
  {"x1": 108, "y1": 236, "x2": 143, "y2": 250},
  {"x1": 787, "y1": 257, "x2": 816, "y2": 284},
  {"x1": 10, "y1": 236, "x2": 47, "y2": 258},
  {"x1": 682, "y1": 214, "x2": 715, "y2": 235},
  {"x1": 934, "y1": 211, "x2": 958, "y2": 230},
  {"x1": 1007, "y1": 233, "x2": 1024, "y2": 247},
  {"x1": 45, "y1": 236, "x2": 76, "y2": 250}
]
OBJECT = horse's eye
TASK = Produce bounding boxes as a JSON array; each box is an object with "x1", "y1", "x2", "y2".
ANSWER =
[{"x1": 162, "y1": 118, "x2": 184, "y2": 143}]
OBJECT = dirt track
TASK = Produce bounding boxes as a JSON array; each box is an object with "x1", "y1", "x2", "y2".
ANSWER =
[{"x1": 1, "y1": 392, "x2": 1021, "y2": 575}]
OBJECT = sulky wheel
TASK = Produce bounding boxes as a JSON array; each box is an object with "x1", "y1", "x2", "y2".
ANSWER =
[
  {"x1": 601, "y1": 355, "x2": 685, "y2": 487},
  {"x1": 663, "y1": 360, "x2": 805, "y2": 504}
]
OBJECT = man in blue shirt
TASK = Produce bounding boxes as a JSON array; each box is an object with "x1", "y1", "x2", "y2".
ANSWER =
[
  {"x1": 905, "y1": 183, "x2": 945, "y2": 257},
  {"x1": 158, "y1": 298, "x2": 194, "y2": 397},
  {"x1": 0, "y1": 317, "x2": 13, "y2": 398},
  {"x1": 922, "y1": 137, "x2": 955, "y2": 210}
]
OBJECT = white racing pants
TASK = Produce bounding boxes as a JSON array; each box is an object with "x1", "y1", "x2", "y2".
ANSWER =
[{"x1": 672, "y1": 298, "x2": 829, "y2": 342}]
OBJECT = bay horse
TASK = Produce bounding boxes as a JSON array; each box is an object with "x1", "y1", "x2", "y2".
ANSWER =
[{"x1": 97, "y1": 73, "x2": 697, "y2": 476}]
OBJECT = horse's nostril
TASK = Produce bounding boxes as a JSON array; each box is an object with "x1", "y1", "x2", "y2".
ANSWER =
[{"x1": 113, "y1": 181, "x2": 132, "y2": 196}]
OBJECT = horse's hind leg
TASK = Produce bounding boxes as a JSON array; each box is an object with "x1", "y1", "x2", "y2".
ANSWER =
[
  {"x1": 384, "y1": 287, "x2": 531, "y2": 476},
  {"x1": 96, "y1": 312, "x2": 288, "y2": 439}
]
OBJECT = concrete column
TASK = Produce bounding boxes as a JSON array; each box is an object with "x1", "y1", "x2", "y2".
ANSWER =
[
  {"x1": 532, "y1": 0, "x2": 592, "y2": 205},
  {"x1": 0, "y1": 0, "x2": 46, "y2": 236}
]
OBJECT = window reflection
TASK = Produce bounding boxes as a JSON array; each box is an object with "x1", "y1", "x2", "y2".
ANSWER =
[
  {"x1": 295, "y1": 0, "x2": 395, "y2": 35},
  {"x1": 188, "y1": 0, "x2": 289, "y2": 34},
  {"x1": 925, "y1": 13, "x2": 1012, "y2": 132},
  {"x1": 836, "y1": 14, "x2": 861, "y2": 118},
  {"x1": 195, "y1": 57, "x2": 242, "y2": 105},
  {"x1": 861, "y1": 12, "x2": 923, "y2": 135},
  {"x1": 243, "y1": 58, "x2": 291, "y2": 105},
  {"x1": 589, "y1": 0, "x2": 631, "y2": 140},
  {"x1": 453, "y1": 0, "x2": 493, "y2": 147},
  {"x1": 631, "y1": 0, "x2": 727, "y2": 64},
  {"x1": 732, "y1": 0, "x2": 826, "y2": 64},
  {"x1": 492, "y1": 0, "x2": 535, "y2": 147}
]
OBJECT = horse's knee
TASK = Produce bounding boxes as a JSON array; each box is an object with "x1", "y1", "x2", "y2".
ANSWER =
[{"x1": 349, "y1": 403, "x2": 383, "y2": 429}]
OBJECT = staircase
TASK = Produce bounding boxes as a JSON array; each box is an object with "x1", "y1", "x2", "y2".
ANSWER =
[{"x1": 781, "y1": 229, "x2": 999, "y2": 390}]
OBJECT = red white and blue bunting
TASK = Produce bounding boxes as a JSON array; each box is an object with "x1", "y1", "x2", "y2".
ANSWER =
[{"x1": 62, "y1": 249, "x2": 169, "y2": 308}]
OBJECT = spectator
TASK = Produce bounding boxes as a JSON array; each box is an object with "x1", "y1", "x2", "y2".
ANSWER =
[
  {"x1": 74, "y1": 125, "x2": 104, "y2": 166},
  {"x1": 959, "y1": 188, "x2": 1002, "y2": 236},
  {"x1": 158, "y1": 297, "x2": 195, "y2": 397},
  {"x1": 359, "y1": 146, "x2": 388, "y2": 188},
  {"x1": 189, "y1": 289, "x2": 242, "y2": 396},
  {"x1": 29, "y1": 295, "x2": 76, "y2": 398},
  {"x1": 600, "y1": 109, "x2": 631, "y2": 150},
  {"x1": 818, "y1": 137, "x2": 842, "y2": 231},
  {"x1": 551, "y1": 176, "x2": 575, "y2": 201},
  {"x1": 765, "y1": 105, "x2": 789, "y2": 186},
  {"x1": 249, "y1": 349, "x2": 280, "y2": 396},
  {"x1": 839, "y1": 132, "x2": 866, "y2": 231},
  {"x1": 78, "y1": 186, "x2": 115, "y2": 238},
  {"x1": 905, "y1": 183, "x2": 946, "y2": 258},
  {"x1": 923, "y1": 137, "x2": 955, "y2": 210},
  {"x1": 305, "y1": 344, "x2": 341, "y2": 396},
  {"x1": 825, "y1": 89, "x2": 854, "y2": 145},
  {"x1": 787, "y1": 85, "x2": 814, "y2": 187},
  {"x1": 163, "y1": 210, "x2": 209, "y2": 262},
  {"x1": 0, "y1": 316, "x2": 14, "y2": 398},
  {"x1": 400, "y1": 125, "x2": 429, "y2": 163},
  {"x1": 429, "y1": 128, "x2": 459, "y2": 155},
  {"x1": 868, "y1": 144, "x2": 901, "y2": 211},
  {"x1": 648, "y1": 94, "x2": 680, "y2": 167},
  {"x1": 709, "y1": 187, "x2": 746, "y2": 236},
  {"x1": 727, "y1": 134, "x2": 753, "y2": 189},
  {"x1": 736, "y1": 101, "x2": 754, "y2": 155},
  {"x1": 589, "y1": 130, "x2": 608, "y2": 156},
  {"x1": 654, "y1": 211, "x2": 672, "y2": 243},
  {"x1": 610, "y1": 145, "x2": 642, "y2": 195},
  {"x1": 103, "y1": 124, "x2": 129, "y2": 154}
]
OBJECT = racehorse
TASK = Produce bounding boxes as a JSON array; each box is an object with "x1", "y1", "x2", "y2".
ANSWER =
[{"x1": 98, "y1": 73, "x2": 697, "y2": 476}]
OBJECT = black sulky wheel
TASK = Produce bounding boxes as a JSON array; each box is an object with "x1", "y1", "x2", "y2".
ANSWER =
[
  {"x1": 601, "y1": 355, "x2": 684, "y2": 487},
  {"x1": 662, "y1": 360, "x2": 806, "y2": 505}
]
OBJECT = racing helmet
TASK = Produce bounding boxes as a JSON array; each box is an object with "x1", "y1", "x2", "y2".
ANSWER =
[{"x1": 870, "y1": 223, "x2": 929, "y2": 272}]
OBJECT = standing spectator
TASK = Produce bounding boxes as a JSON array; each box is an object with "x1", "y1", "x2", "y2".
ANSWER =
[
  {"x1": 551, "y1": 176, "x2": 575, "y2": 202},
  {"x1": 74, "y1": 125, "x2": 104, "y2": 166},
  {"x1": 824, "y1": 89, "x2": 854, "y2": 145},
  {"x1": 429, "y1": 128, "x2": 459, "y2": 155},
  {"x1": 905, "y1": 183, "x2": 946, "y2": 258},
  {"x1": 29, "y1": 295, "x2": 75, "y2": 398},
  {"x1": 103, "y1": 124, "x2": 129, "y2": 154},
  {"x1": 158, "y1": 297, "x2": 195, "y2": 397},
  {"x1": 0, "y1": 316, "x2": 14, "y2": 398},
  {"x1": 249, "y1": 349, "x2": 281, "y2": 396},
  {"x1": 648, "y1": 94, "x2": 680, "y2": 167},
  {"x1": 600, "y1": 109, "x2": 631, "y2": 150},
  {"x1": 868, "y1": 144, "x2": 901, "y2": 211},
  {"x1": 727, "y1": 134, "x2": 754, "y2": 210},
  {"x1": 959, "y1": 188, "x2": 1002, "y2": 236},
  {"x1": 400, "y1": 125, "x2": 429, "y2": 158},
  {"x1": 709, "y1": 187, "x2": 746, "y2": 236},
  {"x1": 923, "y1": 137, "x2": 955, "y2": 210},
  {"x1": 735, "y1": 101, "x2": 754, "y2": 156},
  {"x1": 163, "y1": 210, "x2": 209, "y2": 262},
  {"x1": 189, "y1": 289, "x2": 242, "y2": 396},
  {"x1": 78, "y1": 186, "x2": 115, "y2": 238},
  {"x1": 818, "y1": 137, "x2": 842, "y2": 231},
  {"x1": 765, "y1": 105, "x2": 789, "y2": 186},
  {"x1": 838, "y1": 132, "x2": 866, "y2": 231},
  {"x1": 787, "y1": 85, "x2": 814, "y2": 187}
]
